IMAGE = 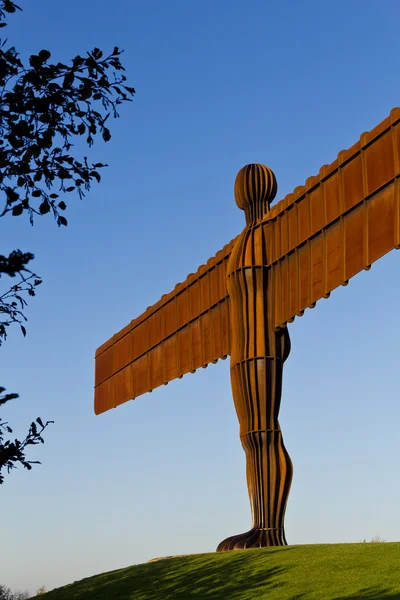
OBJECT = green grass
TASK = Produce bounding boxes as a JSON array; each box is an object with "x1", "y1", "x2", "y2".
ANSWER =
[{"x1": 41, "y1": 543, "x2": 400, "y2": 600}]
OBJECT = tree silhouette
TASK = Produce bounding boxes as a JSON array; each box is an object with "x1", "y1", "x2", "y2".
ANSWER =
[{"x1": 0, "y1": 0, "x2": 135, "y2": 483}]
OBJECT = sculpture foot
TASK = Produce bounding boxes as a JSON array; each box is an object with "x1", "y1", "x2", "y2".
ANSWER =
[{"x1": 216, "y1": 527, "x2": 287, "y2": 552}]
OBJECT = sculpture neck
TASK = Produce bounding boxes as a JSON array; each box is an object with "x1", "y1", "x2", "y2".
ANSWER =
[{"x1": 244, "y1": 200, "x2": 270, "y2": 225}]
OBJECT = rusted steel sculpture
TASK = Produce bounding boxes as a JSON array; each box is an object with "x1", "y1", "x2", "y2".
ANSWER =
[{"x1": 94, "y1": 107, "x2": 400, "y2": 550}]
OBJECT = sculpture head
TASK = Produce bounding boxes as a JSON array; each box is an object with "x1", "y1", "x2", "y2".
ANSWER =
[{"x1": 234, "y1": 163, "x2": 277, "y2": 224}]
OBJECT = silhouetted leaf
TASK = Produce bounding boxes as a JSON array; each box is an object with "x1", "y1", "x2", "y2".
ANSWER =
[
  {"x1": 63, "y1": 71, "x2": 74, "y2": 88},
  {"x1": 6, "y1": 187, "x2": 19, "y2": 203},
  {"x1": 57, "y1": 215, "x2": 67, "y2": 226},
  {"x1": 39, "y1": 200, "x2": 50, "y2": 214},
  {"x1": 102, "y1": 127, "x2": 111, "y2": 142},
  {"x1": 38, "y1": 49, "x2": 50, "y2": 62},
  {"x1": 11, "y1": 204, "x2": 23, "y2": 216}
]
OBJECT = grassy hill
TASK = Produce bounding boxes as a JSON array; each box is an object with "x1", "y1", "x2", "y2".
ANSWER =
[{"x1": 40, "y1": 542, "x2": 400, "y2": 600}]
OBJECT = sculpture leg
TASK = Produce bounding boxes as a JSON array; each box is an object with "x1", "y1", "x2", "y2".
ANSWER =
[
  {"x1": 217, "y1": 428, "x2": 293, "y2": 551},
  {"x1": 217, "y1": 331, "x2": 293, "y2": 551}
]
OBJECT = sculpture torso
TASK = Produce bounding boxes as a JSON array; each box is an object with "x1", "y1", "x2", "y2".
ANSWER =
[{"x1": 226, "y1": 167, "x2": 291, "y2": 435}]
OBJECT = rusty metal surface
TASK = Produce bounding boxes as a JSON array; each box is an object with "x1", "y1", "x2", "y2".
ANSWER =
[
  {"x1": 95, "y1": 107, "x2": 400, "y2": 416},
  {"x1": 94, "y1": 108, "x2": 400, "y2": 550},
  {"x1": 217, "y1": 164, "x2": 293, "y2": 550},
  {"x1": 94, "y1": 240, "x2": 234, "y2": 414},
  {"x1": 265, "y1": 106, "x2": 400, "y2": 327}
]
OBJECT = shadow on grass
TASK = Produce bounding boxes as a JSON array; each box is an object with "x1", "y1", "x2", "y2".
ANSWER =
[
  {"x1": 41, "y1": 546, "x2": 400, "y2": 600},
  {"x1": 42, "y1": 550, "x2": 289, "y2": 600}
]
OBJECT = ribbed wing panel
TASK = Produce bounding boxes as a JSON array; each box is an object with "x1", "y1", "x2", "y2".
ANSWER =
[
  {"x1": 95, "y1": 106, "x2": 400, "y2": 414},
  {"x1": 265, "y1": 107, "x2": 400, "y2": 328},
  {"x1": 94, "y1": 240, "x2": 235, "y2": 414}
]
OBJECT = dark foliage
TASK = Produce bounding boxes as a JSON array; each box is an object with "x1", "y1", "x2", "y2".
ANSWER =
[
  {"x1": 0, "y1": 0, "x2": 134, "y2": 482},
  {"x1": 0, "y1": 386, "x2": 53, "y2": 484},
  {"x1": 0, "y1": 584, "x2": 29, "y2": 599}
]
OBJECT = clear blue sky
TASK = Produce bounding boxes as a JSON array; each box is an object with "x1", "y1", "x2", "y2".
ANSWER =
[{"x1": 1, "y1": 0, "x2": 400, "y2": 594}]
